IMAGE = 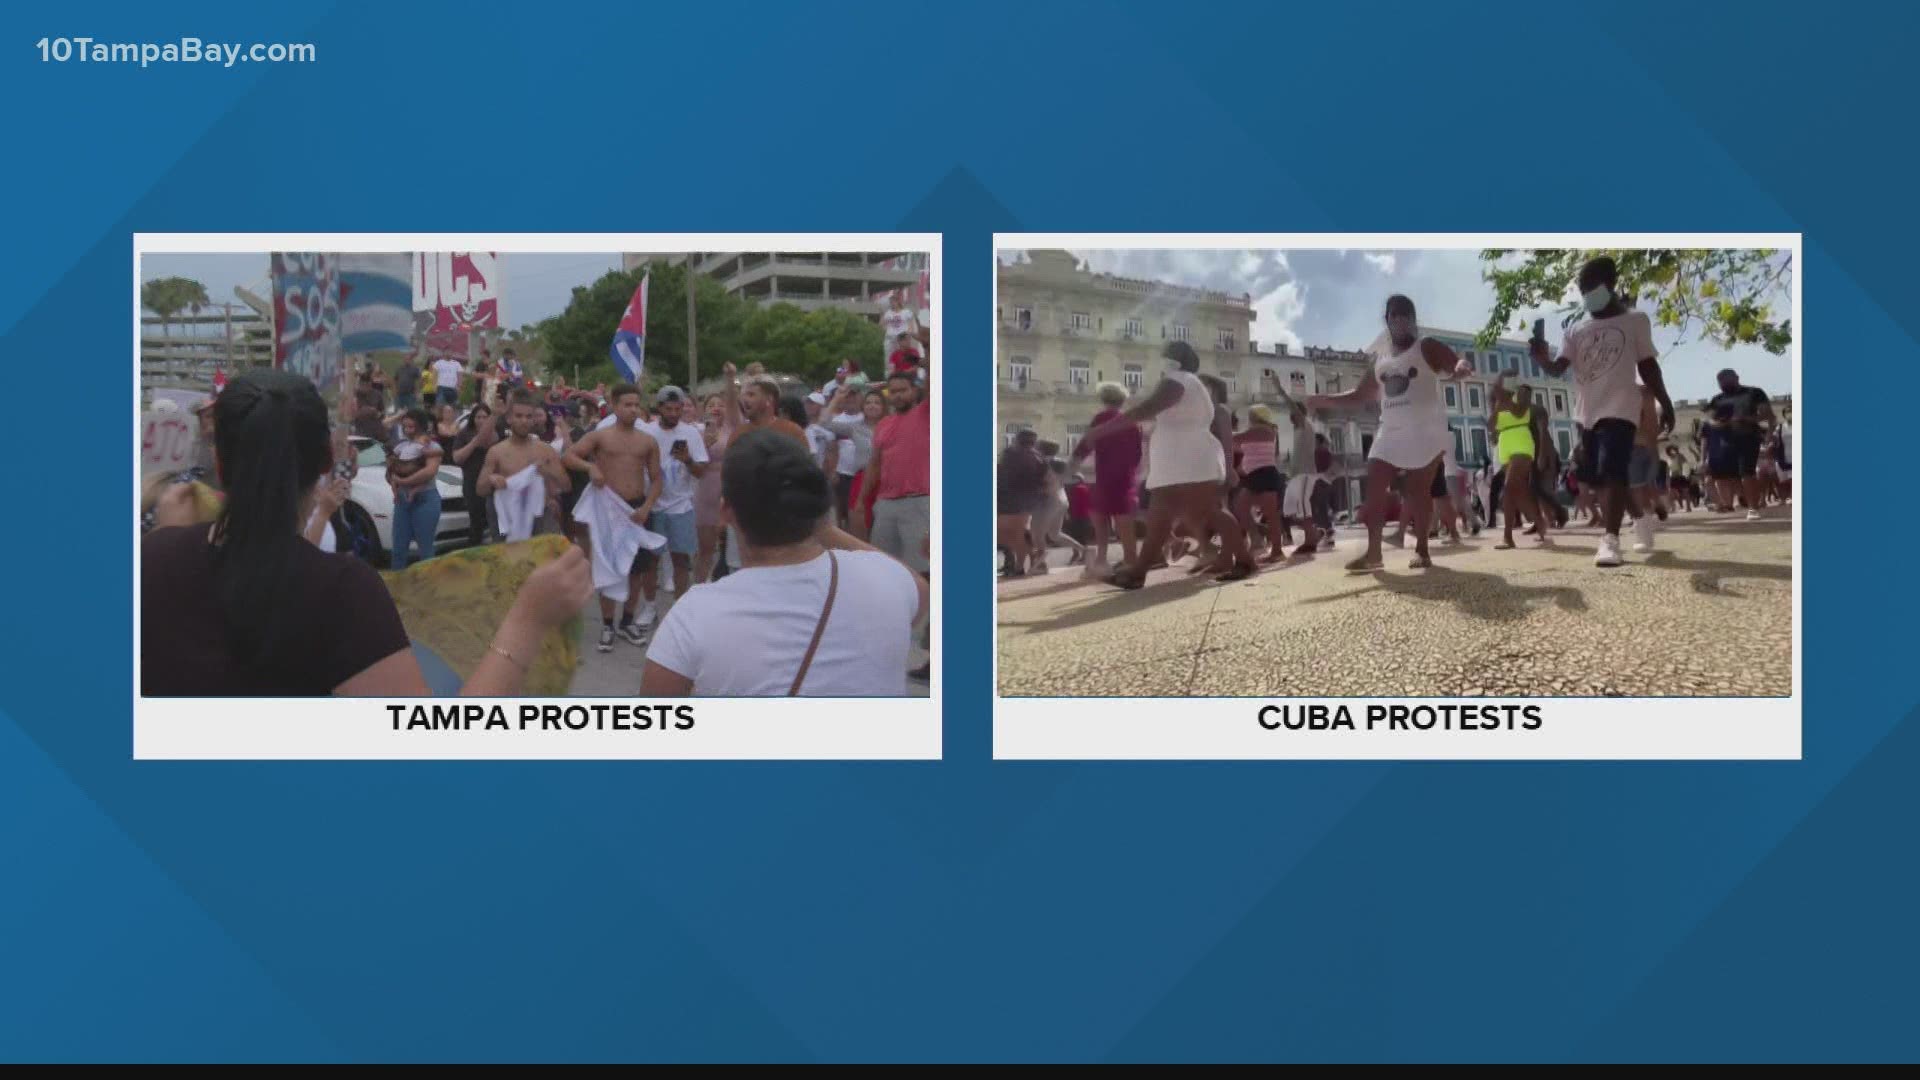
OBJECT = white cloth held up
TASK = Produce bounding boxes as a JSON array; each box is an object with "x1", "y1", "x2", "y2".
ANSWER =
[
  {"x1": 492, "y1": 464, "x2": 545, "y2": 543},
  {"x1": 571, "y1": 483, "x2": 667, "y2": 602}
]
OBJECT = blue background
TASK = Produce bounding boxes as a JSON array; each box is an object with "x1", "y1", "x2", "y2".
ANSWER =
[{"x1": 3, "y1": 0, "x2": 1914, "y2": 1062}]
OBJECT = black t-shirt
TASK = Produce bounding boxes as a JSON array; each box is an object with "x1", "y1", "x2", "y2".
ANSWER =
[
  {"x1": 394, "y1": 362, "x2": 420, "y2": 395},
  {"x1": 1709, "y1": 386, "x2": 1769, "y2": 434},
  {"x1": 997, "y1": 448, "x2": 1047, "y2": 502},
  {"x1": 141, "y1": 525, "x2": 410, "y2": 696},
  {"x1": 453, "y1": 427, "x2": 489, "y2": 491}
]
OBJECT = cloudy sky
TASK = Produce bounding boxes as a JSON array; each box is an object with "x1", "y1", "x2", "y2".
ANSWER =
[
  {"x1": 1012, "y1": 248, "x2": 1791, "y2": 401},
  {"x1": 140, "y1": 252, "x2": 623, "y2": 328}
]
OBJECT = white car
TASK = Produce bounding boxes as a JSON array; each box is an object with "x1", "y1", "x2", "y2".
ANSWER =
[{"x1": 344, "y1": 436, "x2": 474, "y2": 565}]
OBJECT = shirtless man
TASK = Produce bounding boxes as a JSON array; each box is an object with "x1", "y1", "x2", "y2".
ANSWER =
[
  {"x1": 477, "y1": 391, "x2": 568, "y2": 540},
  {"x1": 563, "y1": 383, "x2": 666, "y2": 649}
]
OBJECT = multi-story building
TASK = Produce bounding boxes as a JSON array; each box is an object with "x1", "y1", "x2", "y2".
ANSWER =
[
  {"x1": 140, "y1": 304, "x2": 274, "y2": 388},
  {"x1": 629, "y1": 251, "x2": 927, "y2": 321},
  {"x1": 996, "y1": 249, "x2": 1255, "y2": 454},
  {"x1": 1417, "y1": 327, "x2": 1579, "y2": 473},
  {"x1": 1289, "y1": 332, "x2": 1581, "y2": 509}
]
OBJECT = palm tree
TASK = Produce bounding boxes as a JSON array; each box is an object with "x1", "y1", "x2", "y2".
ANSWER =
[{"x1": 141, "y1": 276, "x2": 209, "y2": 382}]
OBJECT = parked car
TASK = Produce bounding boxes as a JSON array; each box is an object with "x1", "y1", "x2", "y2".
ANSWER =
[{"x1": 345, "y1": 436, "x2": 472, "y2": 566}]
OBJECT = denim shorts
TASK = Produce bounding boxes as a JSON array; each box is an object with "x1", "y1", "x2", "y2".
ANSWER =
[
  {"x1": 1576, "y1": 418, "x2": 1636, "y2": 486},
  {"x1": 648, "y1": 509, "x2": 698, "y2": 556}
]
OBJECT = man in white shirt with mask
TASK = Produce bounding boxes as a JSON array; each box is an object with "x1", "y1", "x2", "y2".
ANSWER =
[{"x1": 1530, "y1": 257, "x2": 1676, "y2": 567}]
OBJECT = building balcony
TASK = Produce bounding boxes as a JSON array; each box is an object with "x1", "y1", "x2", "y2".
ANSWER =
[
  {"x1": 1001, "y1": 321, "x2": 1036, "y2": 335},
  {"x1": 999, "y1": 378, "x2": 1045, "y2": 396},
  {"x1": 1053, "y1": 379, "x2": 1096, "y2": 395}
]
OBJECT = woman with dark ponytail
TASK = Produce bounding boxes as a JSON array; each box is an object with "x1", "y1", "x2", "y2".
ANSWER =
[
  {"x1": 142, "y1": 370, "x2": 590, "y2": 696},
  {"x1": 639, "y1": 428, "x2": 927, "y2": 696}
]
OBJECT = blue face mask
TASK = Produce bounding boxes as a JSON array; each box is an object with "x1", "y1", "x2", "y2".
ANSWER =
[{"x1": 1582, "y1": 285, "x2": 1613, "y2": 313}]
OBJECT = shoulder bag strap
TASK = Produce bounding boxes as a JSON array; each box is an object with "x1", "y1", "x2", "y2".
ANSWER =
[{"x1": 788, "y1": 549, "x2": 839, "y2": 696}]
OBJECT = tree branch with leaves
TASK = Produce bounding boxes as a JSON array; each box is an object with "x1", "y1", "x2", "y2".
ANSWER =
[{"x1": 1477, "y1": 248, "x2": 1792, "y2": 354}]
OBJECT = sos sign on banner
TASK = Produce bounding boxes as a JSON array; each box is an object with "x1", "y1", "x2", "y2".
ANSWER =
[
  {"x1": 271, "y1": 253, "x2": 343, "y2": 390},
  {"x1": 141, "y1": 410, "x2": 196, "y2": 474},
  {"x1": 414, "y1": 252, "x2": 500, "y2": 359}
]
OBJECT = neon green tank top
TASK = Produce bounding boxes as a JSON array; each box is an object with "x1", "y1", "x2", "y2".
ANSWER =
[{"x1": 1496, "y1": 405, "x2": 1535, "y2": 460}]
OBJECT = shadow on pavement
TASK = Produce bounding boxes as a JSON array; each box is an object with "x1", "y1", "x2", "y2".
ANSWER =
[
  {"x1": 1643, "y1": 550, "x2": 1792, "y2": 596},
  {"x1": 997, "y1": 575, "x2": 1106, "y2": 603},
  {"x1": 999, "y1": 571, "x2": 1220, "y2": 634},
  {"x1": 1298, "y1": 564, "x2": 1590, "y2": 622}
]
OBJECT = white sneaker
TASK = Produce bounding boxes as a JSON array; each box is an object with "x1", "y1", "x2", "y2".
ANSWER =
[
  {"x1": 1595, "y1": 533, "x2": 1624, "y2": 567},
  {"x1": 633, "y1": 601, "x2": 657, "y2": 628},
  {"x1": 1632, "y1": 516, "x2": 1655, "y2": 553},
  {"x1": 662, "y1": 572, "x2": 676, "y2": 593},
  {"x1": 1745, "y1": 509, "x2": 1762, "y2": 521}
]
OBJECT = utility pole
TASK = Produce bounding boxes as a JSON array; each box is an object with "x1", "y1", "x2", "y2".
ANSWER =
[{"x1": 686, "y1": 255, "x2": 698, "y2": 389}]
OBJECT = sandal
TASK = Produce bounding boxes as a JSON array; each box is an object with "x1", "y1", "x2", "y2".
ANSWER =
[
  {"x1": 1215, "y1": 562, "x2": 1257, "y2": 583},
  {"x1": 1109, "y1": 566, "x2": 1146, "y2": 591},
  {"x1": 1344, "y1": 555, "x2": 1384, "y2": 574}
]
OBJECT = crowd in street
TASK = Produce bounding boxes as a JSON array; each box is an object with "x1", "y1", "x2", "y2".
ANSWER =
[
  {"x1": 1001, "y1": 258, "x2": 1791, "y2": 588},
  {"x1": 141, "y1": 315, "x2": 934, "y2": 698}
]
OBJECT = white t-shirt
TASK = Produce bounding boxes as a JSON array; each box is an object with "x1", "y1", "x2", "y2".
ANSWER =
[
  {"x1": 805, "y1": 424, "x2": 836, "y2": 468},
  {"x1": 431, "y1": 358, "x2": 465, "y2": 390},
  {"x1": 826, "y1": 412, "x2": 873, "y2": 475},
  {"x1": 880, "y1": 307, "x2": 916, "y2": 350},
  {"x1": 1367, "y1": 337, "x2": 1450, "y2": 470},
  {"x1": 1563, "y1": 310, "x2": 1655, "y2": 428},
  {"x1": 646, "y1": 550, "x2": 917, "y2": 696},
  {"x1": 639, "y1": 419, "x2": 709, "y2": 516}
]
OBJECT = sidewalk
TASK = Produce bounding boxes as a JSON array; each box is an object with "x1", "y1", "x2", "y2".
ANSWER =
[{"x1": 997, "y1": 509, "x2": 1793, "y2": 698}]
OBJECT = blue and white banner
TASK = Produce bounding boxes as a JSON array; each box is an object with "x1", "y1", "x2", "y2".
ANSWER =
[{"x1": 338, "y1": 253, "x2": 415, "y2": 354}]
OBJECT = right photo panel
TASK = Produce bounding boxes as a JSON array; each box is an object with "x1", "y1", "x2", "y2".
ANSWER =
[{"x1": 994, "y1": 235, "x2": 1798, "y2": 761}]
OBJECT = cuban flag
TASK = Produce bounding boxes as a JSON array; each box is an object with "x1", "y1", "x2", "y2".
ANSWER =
[{"x1": 611, "y1": 273, "x2": 649, "y2": 382}]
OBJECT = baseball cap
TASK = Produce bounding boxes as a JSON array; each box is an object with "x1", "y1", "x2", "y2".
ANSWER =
[
  {"x1": 806, "y1": 391, "x2": 827, "y2": 406},
  {"x1": 655, "y1": 385, "x2": 687, "y2": 405}
]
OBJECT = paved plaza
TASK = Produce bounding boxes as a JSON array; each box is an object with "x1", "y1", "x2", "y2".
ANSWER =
[{"x1": 997, "y1": 509, "x2": 1792, "y2": 698}]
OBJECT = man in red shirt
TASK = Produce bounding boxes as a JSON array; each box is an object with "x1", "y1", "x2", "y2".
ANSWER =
[{"x1": 862, "y1": 369, "x2": 930, "y2": 575}]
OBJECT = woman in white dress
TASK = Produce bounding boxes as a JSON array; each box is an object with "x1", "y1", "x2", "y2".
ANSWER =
[
  {"x1": 1076, "y1": 341, "x2": 1254, "y2": 588},
  {"x1": 1308, "y1": 295, "x2": 1474, "y2": 573}
]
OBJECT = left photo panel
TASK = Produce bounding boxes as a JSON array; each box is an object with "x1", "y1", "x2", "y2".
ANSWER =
[{"x1": 135, "y1": 234, "x2": 939, "y2": 760}]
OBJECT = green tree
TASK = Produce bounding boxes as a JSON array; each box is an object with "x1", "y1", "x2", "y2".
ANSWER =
[
  {"x1": 1477, "y1": 249, "x2": 1792, "y2": 354},
  {"x1": 739, "y1": 302, "x2": 886, "y2": 386},
  {"x1": 541, "y1": 260, "x2": 884, "y2": 392},
  {"x1": 141, "y1": 276, "x2": 211, "y2": 380},
  {"x1": 543, "y1": 263, "x2": 737, "y2": 390}
]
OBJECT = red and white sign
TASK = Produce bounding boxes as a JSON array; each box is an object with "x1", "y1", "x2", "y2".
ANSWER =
[
  {"x1": 142, "y1": 410, "x2": 197, "y2": 474},
  {"x1": 414, "y1": 252, "x2": 501, "y2": 358}
]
